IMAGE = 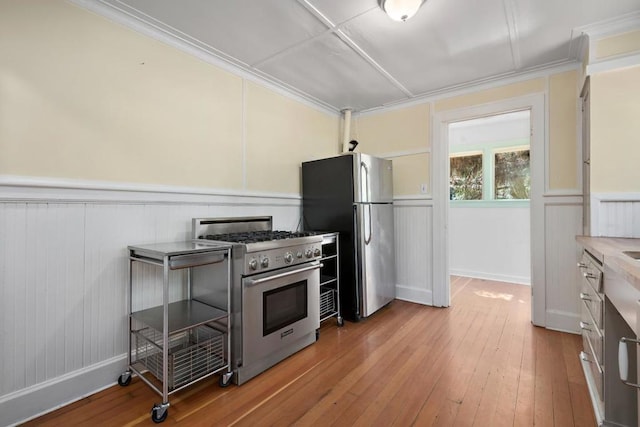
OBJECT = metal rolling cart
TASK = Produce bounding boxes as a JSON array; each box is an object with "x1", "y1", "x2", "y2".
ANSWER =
[
  {"x1": 117, "y1": 241, "x2": 233, "y2": 423},
  {"x1": 318, "y1": 232, "x2": 343, "y2": 327}
]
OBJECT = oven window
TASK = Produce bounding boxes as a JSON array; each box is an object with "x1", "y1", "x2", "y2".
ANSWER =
[{"x1": 263, "y1": 280, "x2": 307, "y2": 336}]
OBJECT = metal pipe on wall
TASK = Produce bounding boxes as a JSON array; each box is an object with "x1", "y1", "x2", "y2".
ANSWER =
[{"x1": 342, "y1": 109, "x2": 352, "y2": 153}]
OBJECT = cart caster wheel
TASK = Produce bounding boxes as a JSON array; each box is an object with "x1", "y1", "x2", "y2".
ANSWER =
[
  {"x1": 151, "y1": 404, "x2": 169, "y2": 423},
  {"x1": 337, "y1": 317, "x2": 344, "y2": 327},
  {"x1": 219, "y1": 372, "x2": 233, "y2": 388},
  {"x1": 117, "y1": 372, "x2": 131, "y2": 387}
]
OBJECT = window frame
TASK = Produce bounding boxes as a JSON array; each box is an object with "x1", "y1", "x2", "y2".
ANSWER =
[{"x1": 449, "y1": 138, "x2": 530, "y2": 207}]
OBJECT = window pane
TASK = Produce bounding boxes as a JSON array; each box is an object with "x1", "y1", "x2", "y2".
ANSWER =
[
  {"x1": 494, "y1": 150, "x2": 530, "y2": 199},
  {"x1": 450, "y1": 154, "x2": 483, "y2": 200}
]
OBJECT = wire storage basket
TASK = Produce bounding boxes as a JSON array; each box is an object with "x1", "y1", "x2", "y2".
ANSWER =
[
  {"x1": 132, "y1": 324, "x2": 225, "y2": 390},
  {"x1": 319, "y1": 287, "x2": 337, "y2": 319}
]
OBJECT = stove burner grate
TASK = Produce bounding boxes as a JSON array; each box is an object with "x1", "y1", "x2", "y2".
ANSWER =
[{"x1": 199, "y1": 230, "x2": 317, "y2": 244}]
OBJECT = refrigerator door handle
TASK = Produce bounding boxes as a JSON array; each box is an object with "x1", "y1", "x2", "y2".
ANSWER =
[
  {"x1": 360, "y1": 161, "x2": 370, "y2": 203},
  {"x1": 365, "y1": 204, "x2": 372, "y2": 245}
]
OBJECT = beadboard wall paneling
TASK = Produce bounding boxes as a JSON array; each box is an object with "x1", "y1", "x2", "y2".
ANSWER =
[
  {"x1": 0, "y1": 191, "x2": 302, "y2": 427},
  {"x1": 544, "y1": 197, "x2": 583, "y2": 333},
  {"x1": 592, "y1": 194, "x2": 640, "y2": 237},
  {"x1": 449, "y1": 205, "x2": 530, "y2": 285},
  {"x1": 394, "y1": 200, "x2": 433, "y2": 305}
]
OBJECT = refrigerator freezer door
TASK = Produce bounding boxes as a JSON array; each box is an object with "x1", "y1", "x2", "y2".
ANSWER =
[
  {"x1": 354, "y1": 154, "x2": 393, "y2": 204},
  {"x1": 355, "y1": 203, "x2": 396, "y2": 317}
]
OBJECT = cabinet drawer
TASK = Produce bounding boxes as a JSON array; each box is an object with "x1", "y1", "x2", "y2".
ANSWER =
[
  {"x1": 580, "y1": 305, "x2": 603, "y2": 365},
  {"x1": 581, "y1": 345, "x2": 604, "y2": 400},
  {"x1": 580, "y1": 279, "x2": 603, "y2": 329},
  {"x1": 579, "y1": 251, "x2": 603, "y2": 293}
]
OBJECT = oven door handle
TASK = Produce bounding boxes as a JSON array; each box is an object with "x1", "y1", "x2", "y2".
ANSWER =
[{"x1": 246, "y1": 263, "x2": 323, "y2": 286}]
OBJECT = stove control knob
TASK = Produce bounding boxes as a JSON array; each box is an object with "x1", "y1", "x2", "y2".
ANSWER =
[
  {"x1": 284, "y1": 252, "x2": 293, "y2": 264},
  {"x1": 249, "y1": 258, "x2": 258, "y2": 270},
  {"x1": 314, "y1": 248, "x2": 321, "y2": 257},
  {"x1": 296, "y1": 252, "x2": 303, "y2": 259},
  {"x1": 305, "y1": 249, "x2": 313, "y2": 258},
  {"x1": 261, "y1": 257, "x2": 269, "y2": 268}
]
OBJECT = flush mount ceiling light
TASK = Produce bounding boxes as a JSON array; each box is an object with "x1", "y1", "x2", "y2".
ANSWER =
[{"x1": 380, "y1": 0, "x2": 426, "y2": 22}]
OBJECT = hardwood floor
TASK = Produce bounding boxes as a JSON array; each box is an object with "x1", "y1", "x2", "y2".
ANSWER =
[{"x1": 24, "y1": 277, "x2": 595, "y2": 426}]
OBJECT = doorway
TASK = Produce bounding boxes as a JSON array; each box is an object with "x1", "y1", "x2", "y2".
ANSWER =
[
  {"x1": 431, "y1": 94, "x2": 545, "y2": 326},
  {"x1": 448, "y1": 110, "x2": 532, "y2": 287}
]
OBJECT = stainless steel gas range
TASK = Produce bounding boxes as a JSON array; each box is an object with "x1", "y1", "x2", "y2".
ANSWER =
[{"x1": 192, "y1": 216, "x2": 323, "y2": 385}]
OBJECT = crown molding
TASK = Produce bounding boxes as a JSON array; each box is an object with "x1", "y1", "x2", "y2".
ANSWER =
[
  {"x1": 356, "y1": 61, "x2": 579, "y2": 116},
  {"x1": 576, "y1": 11, "x2": 640, "y2": 41}
]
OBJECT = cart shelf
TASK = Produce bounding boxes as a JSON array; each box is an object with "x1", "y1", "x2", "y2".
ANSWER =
[{"x1": 132, "y1": 300, "x2": 227, "y2": 334}]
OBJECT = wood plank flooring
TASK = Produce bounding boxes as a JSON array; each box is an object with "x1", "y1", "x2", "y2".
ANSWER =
[{"x1": 24, "y1": 277, "x2": 595, "y2": 426}]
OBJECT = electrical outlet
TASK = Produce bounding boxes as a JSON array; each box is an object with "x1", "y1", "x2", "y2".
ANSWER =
[{"x1": 420, "y1": 183, "x2": 428, "y2": 194}]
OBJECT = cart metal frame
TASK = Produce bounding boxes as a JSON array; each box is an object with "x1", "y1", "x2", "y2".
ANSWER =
[{"x1": 119, "y1": 243, "x2": 232, "y2": 423}]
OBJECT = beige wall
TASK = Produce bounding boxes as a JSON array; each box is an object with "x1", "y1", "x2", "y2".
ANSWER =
[
  {"x1": 433, "y1": 79, "x2": 546, "y2": 112},
  {"x1": 355, "y1": 103, "x2": 430, "y2": 153},
  {"x1": 244, "y1": 82, "x2": 339, "y2": 194},
  {"x1": 548, "y1": 70, "x2": 579, "y2": 190},
  {"x1": 0, "y1": 0, "x2": 339, "y2": 193},
  {"x1": 356, "y1": 73, "x2": 580, "y2": 196},
  {"x1": 595, "y1": 30, "x2": 640, "y2": 60},
  {"x1": 590, "y1": 65, "x2": 640, "y2": 192},
  {"x1": 354, "y1": 103, "x2": 430, "y2": 196}
]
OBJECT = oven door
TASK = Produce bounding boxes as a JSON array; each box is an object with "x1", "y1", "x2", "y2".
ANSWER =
[{"x1": 242, "y1": 262, "x2": 321, "y2": 366}]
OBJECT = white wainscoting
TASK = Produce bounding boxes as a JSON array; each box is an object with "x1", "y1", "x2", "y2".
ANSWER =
[
  {"x1": 449, "y1": 205, "x2": 531, "y2": 285},
  {"x1": 0, "y1": 180, "x2": 437, "y2": 425},
  {"x1": 591, "y1": 193, "x2": 640, "y2": 238},
  {"x1": 544, "y1": 195, "x2": 583, "y2": 334},
  {"x1": 0, "y1": 180, "x2": 302, "y2": 426},
  {"x1": 394, "y1": 199, "x2": 433, "y2": 305}
]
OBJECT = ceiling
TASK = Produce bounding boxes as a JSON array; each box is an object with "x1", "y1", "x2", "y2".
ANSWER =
[{"x1": 90, "y1": 0, "x2": 640, "y2": 112}]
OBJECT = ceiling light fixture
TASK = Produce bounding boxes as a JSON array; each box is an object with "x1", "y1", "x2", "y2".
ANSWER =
[{"x1": 380, "y1": 0, "x2": 425, "y2": 22}]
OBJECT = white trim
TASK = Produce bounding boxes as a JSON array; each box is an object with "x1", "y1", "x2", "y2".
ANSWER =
[
  {"x1": 242, "y1": 79, "x2": 248, "y2": 190},
  {"x1": 502, "y1": 0, "x2": 522, "y2": 70},
  {"x1": 0, "y1": 355, "x2": 127, "y2": 426},
  {"x1": 592, "y1": 192, "x2": 640, "y2": 202},
  {"x1": 393, "y1": 197, "x2": 433, "y2": 205},
  {"x1": 587, "y1": 52, "x2": 640, "y2": 76},
  {"x1": 544, "y1": 75, "x2": 551, "y2": 194},
  {"x1": 545, "y1": 309, "x2": 580, "y2": 334},
  {"x1": 433, "y1": 93, "x2": 546, "y2": 323},
  {"x1": 577, "y1": 11, "x2": 640, "y2": 41},
  {"x1": 542, "y1": 193, "x2": 583, "y2": 203},
  {"x1": 69, "y1": 0, "x2": 339, "y2": 116},
  {"x1": 357, "y1": 62, "x2": 579, "y2": 116},
  {"x1": 378, "y1": 148, "x2": 431, "y2": 159},
  {"x1": 449, "y1": 269, "x2": 530, "y2": 286},
  {"x1": 0, "y1": 175, "x2": 301, "y2": 205},
  {"x1": 395, "y1": 287, "x2": 433, "y2": 306}
]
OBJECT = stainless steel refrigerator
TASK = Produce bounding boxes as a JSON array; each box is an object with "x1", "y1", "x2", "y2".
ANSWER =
[{"x1": 302, "y1": 153, "x2": 395, "y2": 321}]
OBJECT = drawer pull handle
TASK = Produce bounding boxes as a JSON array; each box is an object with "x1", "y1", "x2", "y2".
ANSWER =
[
  {"x1": 579, "y1": 321, "x2": 591, "y2": 331},
  {"x1": 579, "y1": 292, "x2": 591, "y2": 301},
  {"x1": 577, "y1": 262, "x2": 587, "y2": 268},
  {"x1": 619, "y1": 337, "x2": 640, "y2": 388},
  {"x1": 583, "y1": 272, "x2": 597, "y2": 279},
  {"x1": 580, "y1": 351, "x2": 591, "y2": 363}
]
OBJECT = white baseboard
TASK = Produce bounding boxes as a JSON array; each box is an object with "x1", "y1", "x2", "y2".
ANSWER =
[
  {"x1": 449, "y1": 269, "x2": 531, "y2": 286},
  {"x1": 0, "y1": 355, "x2": 127, "y2": 426},
  {"x1": 395, "y1": 285, "x2": 433, "y2": 306},
  {"x1": 545, "y1": 309, "x2": 580, "y2": 334}
]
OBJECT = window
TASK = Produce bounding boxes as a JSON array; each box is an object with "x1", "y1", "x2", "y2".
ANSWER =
[
  {"x1": 449, "y1": 145, "x2": 530, "y2": 201},
  {"x1": 449, "y1": 153, "x2": 483, "y2": 200},
  {"x1": 494, "y1": 149, "x2": 530, "y2": 199}
]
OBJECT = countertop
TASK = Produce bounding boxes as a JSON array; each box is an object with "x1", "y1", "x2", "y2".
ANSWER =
[{"x1": 576, "y1": 236, "x2": 640, "y2": 292}]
